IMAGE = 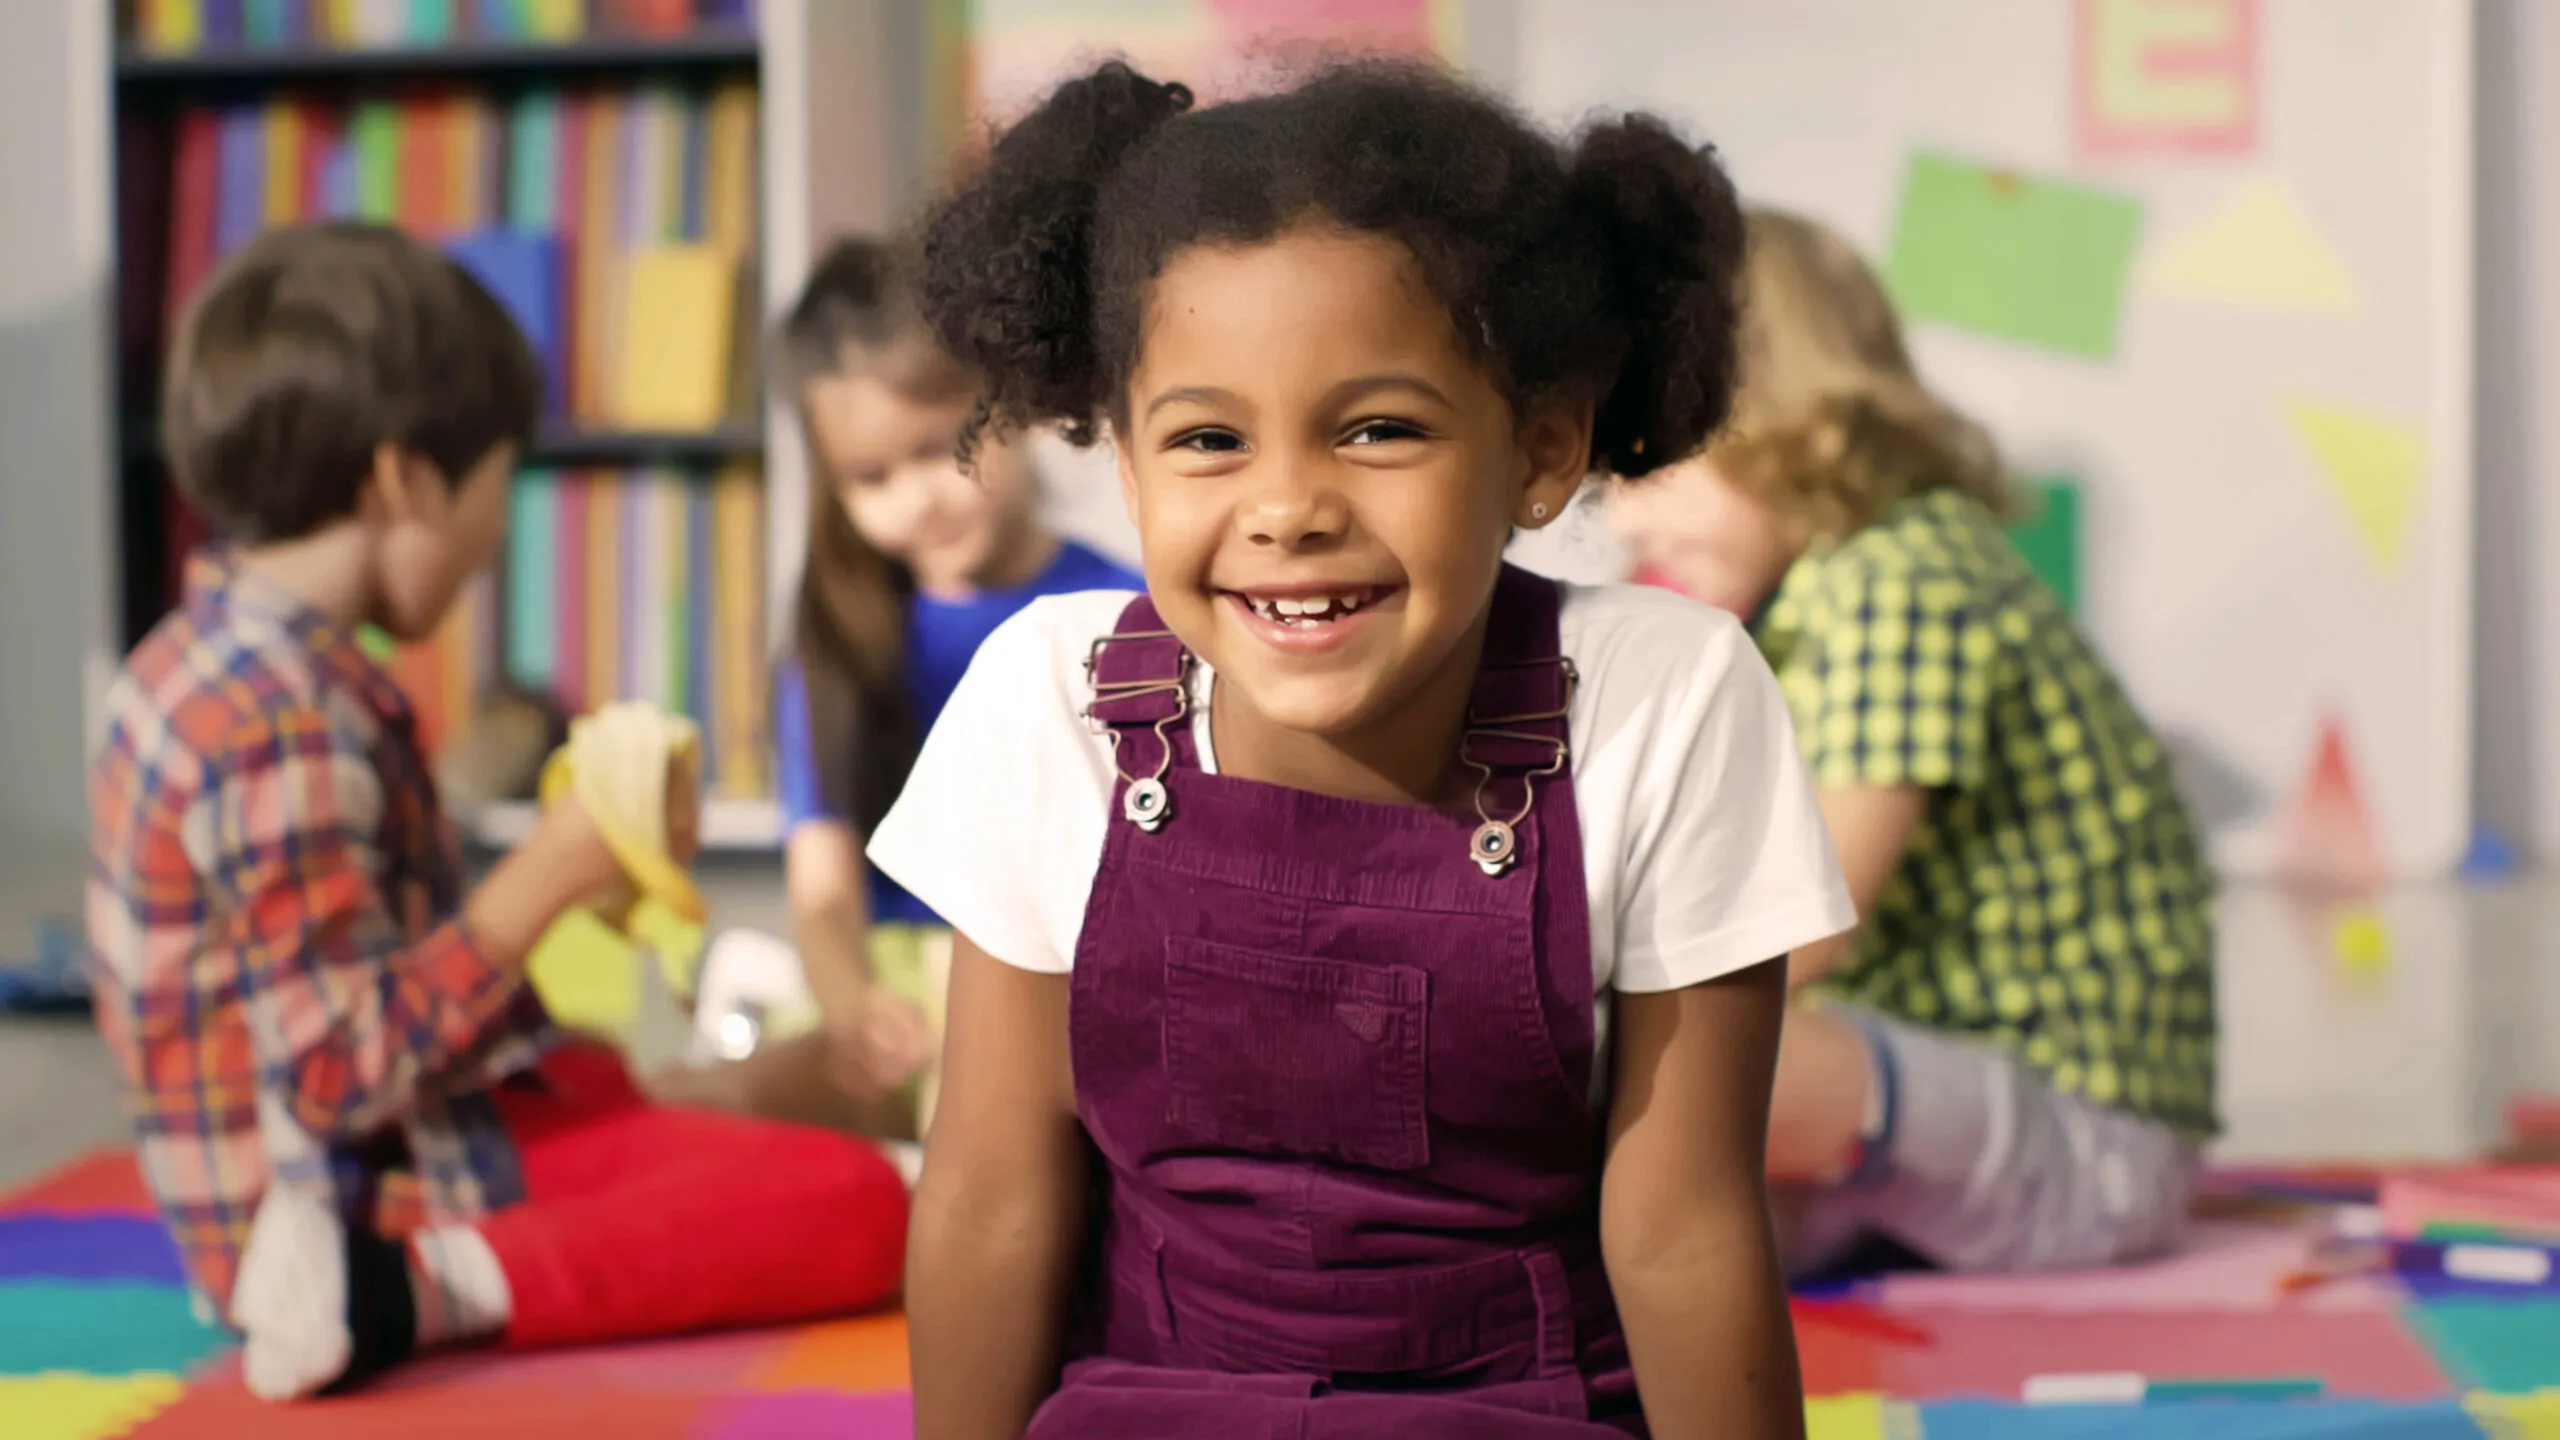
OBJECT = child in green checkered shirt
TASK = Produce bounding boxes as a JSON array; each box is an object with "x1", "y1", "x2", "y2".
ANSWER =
[{"x1": 1611, "y1": 209, "x2": 2217, "y2": 1275}]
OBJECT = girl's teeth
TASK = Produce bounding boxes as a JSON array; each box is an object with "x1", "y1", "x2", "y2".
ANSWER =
[{"x1": 1249, "y1": 592, "x2": 1368, "y2": 625}]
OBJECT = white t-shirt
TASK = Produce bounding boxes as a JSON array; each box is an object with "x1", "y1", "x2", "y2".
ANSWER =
[{"x1": 869, "y1": 582, "x2": 1857, "y2": 1066}]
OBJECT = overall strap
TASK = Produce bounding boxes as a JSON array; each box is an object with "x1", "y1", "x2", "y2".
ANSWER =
[
  {"x1": 1084, "y1": 595, "x2": 1194, "y2": 832},
  {"x1": 1460, "y1": 567, "x2": 1576, "y2": 876}
]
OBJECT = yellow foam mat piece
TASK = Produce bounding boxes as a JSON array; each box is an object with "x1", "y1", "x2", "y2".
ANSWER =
[
  {"x1": 0, "y1": 1372, "x2": 185, "y2": 1440},
  {"x1": 2474, "y1": 1390, "x2": 2560, "y2": 1440}
]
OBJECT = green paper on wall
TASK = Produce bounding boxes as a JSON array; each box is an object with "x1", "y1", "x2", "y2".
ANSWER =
[
  {"x1": 2007, "y1": 478, "x2": 2081, "y2": 615},
  {"x1": 1885, "y1": 154, "x2": 2144, "y2": 360}
]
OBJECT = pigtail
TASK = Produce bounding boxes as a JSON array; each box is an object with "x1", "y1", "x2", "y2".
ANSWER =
[
  {"x1": 919, "y1": 63, "x2": 1194, "y2": 458},
  {"x1": 1564, "y1": 120, "x2": 1747, "y2": 479}
]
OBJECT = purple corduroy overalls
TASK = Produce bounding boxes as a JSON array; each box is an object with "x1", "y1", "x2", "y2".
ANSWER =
[{"x1": 1036, "y1": 566, "x2": 1645, "y2": 1438}]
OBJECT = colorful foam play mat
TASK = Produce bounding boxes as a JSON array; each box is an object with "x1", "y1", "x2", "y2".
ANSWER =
[{"x1": 5, "y1": 1149, "x2": 2559, "y2": 1437}]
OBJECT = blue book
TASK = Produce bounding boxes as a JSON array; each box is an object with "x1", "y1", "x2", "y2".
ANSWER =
[
  {"x1": 214, "y1": 108, "x2": 266, "y2": 257},
  {"x1": 242, "y1": 0, "x2": 287, "y2": 45},
  {"x1": 506, "y1": 471, "x2": 558, "y2": 691},
  {"x1": 505, "y1": 92, "x2": 560, "y2": 230},
  {"x1": 678, "y1": 94, "x2": 709, "y2": 241},
  {"x1": 445, "y1": 231, "x2": 562, "y2": 412},
  {"x1": 318, "y1": 140, "x2": 354, "y2": 219},
  {"x1": 406, "y1": 0, "x2": 455, "y2": 41},
  {"x1": 203, "y1": 0, "x2": 246, "y2": 46}
]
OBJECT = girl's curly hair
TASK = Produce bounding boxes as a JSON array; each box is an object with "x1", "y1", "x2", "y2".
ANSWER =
[{"x1": 917, "y1": 58, "x2": 1748, "y2": 481}]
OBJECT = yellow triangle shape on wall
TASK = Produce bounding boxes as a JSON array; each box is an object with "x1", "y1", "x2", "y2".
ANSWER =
[
  {"x1": 2284, "y1": 399, "x2": 2424, "y2": 573},
  {"x1": 2145, "y1": 178, "x2": 2362, "y2": 315}
]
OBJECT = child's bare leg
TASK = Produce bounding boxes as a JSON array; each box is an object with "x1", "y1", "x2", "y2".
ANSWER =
[
  {"x1": 1766, "y1": 1001, "x2": 1874, "y2": 1183},
  {"x1": 646, "y1": 1032, "x2": 917, "y2": 1140}
]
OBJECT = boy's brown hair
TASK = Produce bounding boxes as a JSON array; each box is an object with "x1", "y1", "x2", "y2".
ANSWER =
[
  {"x1": 163, "y1": 221, "x2": 542, "y2": 544},
  {"x1": 1708, "y1": 209, "x2": 2012, "y2": 537}
]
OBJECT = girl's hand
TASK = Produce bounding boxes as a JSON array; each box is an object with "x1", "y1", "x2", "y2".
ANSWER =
[{"x1": 822, "y1": 984, "x2": 936, "y2": 1098}]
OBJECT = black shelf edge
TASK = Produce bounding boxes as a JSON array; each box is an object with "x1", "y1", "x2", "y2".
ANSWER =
[
  {"x1": 525, "y1": 423, "x2": 764, "y2": 465},
  {"x1": 115, "y1": 29, "x2": 759, "y2": 89},
  {"x1": 118, "y1": 416, "x2": 762, "y2": 467}
]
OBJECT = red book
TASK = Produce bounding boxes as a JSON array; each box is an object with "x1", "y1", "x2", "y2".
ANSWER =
[
  {"x1": 600, "y1": 0, "x2": 694, "y2": 37},
  {"x1": 299, "y1": 101, "x2": 344, "y2": 219},
  {"x1": 396, "y1": 95, "x2": 452, "y2": 239},
  {"x1": 165, "y1": 109, "x2": 222, "y2": 344}
]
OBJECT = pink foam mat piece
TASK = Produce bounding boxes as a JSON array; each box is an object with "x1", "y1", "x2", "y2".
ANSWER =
[
  {"x1": 1876, "y1": 1307, "x2": 2453, "y2": 1402},
  {"x1": 1873, "y1": 1216, "x2": 2393, "y2": 1313}
]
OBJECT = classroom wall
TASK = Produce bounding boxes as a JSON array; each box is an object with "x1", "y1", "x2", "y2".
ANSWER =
[{"x1": 0, "y1": 2, "x2": 117, "y2": 852}]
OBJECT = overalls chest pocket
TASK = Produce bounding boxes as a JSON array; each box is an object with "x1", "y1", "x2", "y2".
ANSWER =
[{"x1": 1160, "y1": 937, "x2": 1432, "y2": 1172}]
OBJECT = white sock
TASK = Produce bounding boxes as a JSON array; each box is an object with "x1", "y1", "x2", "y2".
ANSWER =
[
  {"x1": 408, "y1": 1225, "x2": 512, "y2": 1346},
  {"x1": 231, "y1": 1187, "x2": 352, "y2": 1401}
]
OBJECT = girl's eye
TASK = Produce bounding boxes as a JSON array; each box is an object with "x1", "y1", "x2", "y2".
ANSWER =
[
  {"x1": 1343, "y1": 418, "x2": 1428, "y2": 447},
  {"x1": 1172, "y1": 428, "x2": 1245, "y2": 455}
]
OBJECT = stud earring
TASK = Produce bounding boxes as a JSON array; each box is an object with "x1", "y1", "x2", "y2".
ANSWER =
[{"x1": 1530, "y1": 502, "x2": 1549, "y2": 521}]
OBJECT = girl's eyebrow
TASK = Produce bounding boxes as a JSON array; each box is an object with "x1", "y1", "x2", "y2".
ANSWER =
[
  {"x1": 1326, "y1": 373, "x2": 1454, "y2": 412},
  {"x1": 1143, "y1": 384, "x2": 1242, "y2": 419},
  {"x1": 1142, "y1": 373, "x2": 1453, "y2": 421}
]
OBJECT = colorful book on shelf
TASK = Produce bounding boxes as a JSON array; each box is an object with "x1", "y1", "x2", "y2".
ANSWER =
[
  {"x1": 505, "y1": 469, "x2": 559, "y2": 692},
  {"x1": 585, "y1": 472, "x2": 622, "y2": 708},
  {"x1": 525, "y1": 0, "x2": 584, "y2": 42},
  {"x1": 554, "y1": 470, "x2": 589, "y2": 711},
  {"x1": 448, "y1": 229, "x2": 564, "y2": 406},
  {"x1": 711, "y1": 463, "x2": 766, "y2": 798},
  {"x1": 215, "y1": 107, "x2": 266, "y2": 256},
  {"x1": 615, "y1": 244, "x2": 734, "y2": 427},
  {"x1": 138, "y1": 0, "x2": 205, "y2": 55},
  {"x1": 685, "y1": 478, "x2": 716, "y2": 790},
  {"x1": 164, "y1": 112, "x2": 220, "y2": 344}
]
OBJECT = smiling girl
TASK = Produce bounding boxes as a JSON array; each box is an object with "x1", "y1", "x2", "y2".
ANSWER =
[{"x1": 874, "y1": 63, "x2": 1856, "y2": 1439}]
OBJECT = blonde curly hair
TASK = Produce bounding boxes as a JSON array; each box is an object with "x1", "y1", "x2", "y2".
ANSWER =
[{"x1": 1706, "y1": 208, "x2": 2012, "y2": 535}]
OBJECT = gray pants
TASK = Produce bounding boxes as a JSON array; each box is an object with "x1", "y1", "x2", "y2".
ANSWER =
[{"x1": 1785, "y1": 1007, "x2": 2200, "y2": 1276}]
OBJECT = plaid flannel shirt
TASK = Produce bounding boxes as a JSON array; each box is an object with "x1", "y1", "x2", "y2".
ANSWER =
[{"x1": 85, "y1": 552, "x2": 553, "y2": 1315}]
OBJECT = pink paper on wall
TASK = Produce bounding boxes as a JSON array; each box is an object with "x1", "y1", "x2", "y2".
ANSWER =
[{"x1": 2075, "y1": 0, "x2": 2259, "y2": 157}]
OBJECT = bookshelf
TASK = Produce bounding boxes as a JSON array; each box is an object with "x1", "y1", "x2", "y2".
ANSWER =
[
  {"x1": 115, "y1": 30, "x2": 761, "y2": 87},
  {"x1": 93, "y1": 0, "x2": 927, "y2": 855}
]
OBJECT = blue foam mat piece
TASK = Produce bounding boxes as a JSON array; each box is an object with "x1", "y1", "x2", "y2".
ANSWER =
[{"x1": 0, "y1": 1215, "x2": 188, "y2": 1286}]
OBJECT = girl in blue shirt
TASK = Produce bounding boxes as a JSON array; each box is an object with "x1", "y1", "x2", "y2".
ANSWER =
[{"x1": 656, "y1": 238, "x2": 1139, "y2": 1138}]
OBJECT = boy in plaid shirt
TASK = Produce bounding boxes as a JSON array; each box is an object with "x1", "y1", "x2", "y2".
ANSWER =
[{"x1": 87, "y1": 223, "x2": 908, "y2": 1400}]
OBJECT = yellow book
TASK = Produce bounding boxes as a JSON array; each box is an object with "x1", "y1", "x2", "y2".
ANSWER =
[
  {"x1": 705, "y1": 83, "x2": 758, "y2": 255},
  {"x1": 144, "y1": 0, "x2": 203, "y2": 53},
  {"x1": 526, "y1": 0, "x2": 583, "y2": 40},
  {"x1": 449, "y1": 96, "x2": 489, "y2": 231},
  {"x1": 712, "y1": 466, "x2": 767, "y2": 799},
  {"x1": 319, "y1": 0, "x2": 355, "y2": 43},
  {"x1": 262, "y1": 104, "x2": 302, "y2": 225},
  {"x1": 614, "y1": 245, "x2": 734, "y2": 429}
]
